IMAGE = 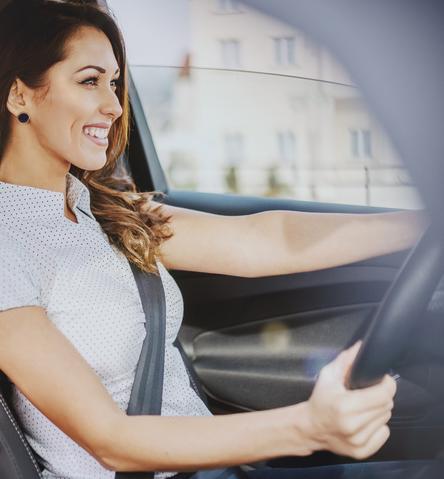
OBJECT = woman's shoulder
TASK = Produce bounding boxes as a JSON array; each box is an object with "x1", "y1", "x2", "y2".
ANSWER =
[
  {"x1": 0, "y1": 226, "x2": 20, "y2": 253},
  {"x1": 0, "y1": 228, "x2": 42, "y2": 312},
  {"x1": 0, "y1": 227, "x2": 37, "y2": 269}
]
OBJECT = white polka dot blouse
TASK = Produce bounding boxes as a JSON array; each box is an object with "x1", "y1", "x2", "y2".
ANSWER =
[{"x1": 0, "y1": 172, "x2": 212, "y2": 478}]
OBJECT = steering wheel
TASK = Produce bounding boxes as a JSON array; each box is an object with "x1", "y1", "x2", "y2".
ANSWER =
[{"x1": 347, "y1": 223, "x2": 444, "y2": 390}]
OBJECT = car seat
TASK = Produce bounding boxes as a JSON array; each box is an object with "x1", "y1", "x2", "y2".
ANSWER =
[{"x1": 0, "y1": 372, "x2": 43, "y2": 478}]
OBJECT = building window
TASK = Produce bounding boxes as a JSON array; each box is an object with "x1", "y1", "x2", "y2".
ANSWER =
[
  {"x1": 277, "y1": 131, "x2": 296, "y2": 165},
  {"x1": 273, "y1": 37, "x2": 296, "y2": 65},
  {"x1": 217, "y1": 0, "x2": 242, "y2": 13},
  {"x1": 350, "y1": 129, "x2": 372, "y2": 158},
  {"x1": 224, "y1": 133, "x2": 244, "y2": 166},
  {"x1": 220, "y1": 39, "x2": 241, "y2": 68}
]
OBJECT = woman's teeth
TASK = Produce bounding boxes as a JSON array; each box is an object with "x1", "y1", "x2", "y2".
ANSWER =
[
  {"x1": 82, "y1": 126, "x2": 109, "y2": 147},
  {"x1": 83, "y1": 127, "x2": 109, "y2": 139}
]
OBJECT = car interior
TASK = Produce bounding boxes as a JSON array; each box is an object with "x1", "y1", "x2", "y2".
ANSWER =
[
  {"x1": 1, "y1": 0, "x2": 444, "y2": 477},
  {"x1": 127, "y1": 68, "x2": 444, "y2": 467}
]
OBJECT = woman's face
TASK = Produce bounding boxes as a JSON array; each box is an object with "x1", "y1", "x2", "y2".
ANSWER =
[{"x1": 24, "y1": 26, "x2": 123, "y2": 171}]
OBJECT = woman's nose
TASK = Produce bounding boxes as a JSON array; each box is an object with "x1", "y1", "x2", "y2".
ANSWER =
[{"x1": 100, "y1": 89, "x2": 123, "y2": 121}]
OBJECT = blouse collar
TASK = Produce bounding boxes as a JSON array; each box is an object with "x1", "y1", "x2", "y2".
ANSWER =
[{"x1": 0, "y1": 172, "x2": 95, "y2": 223}]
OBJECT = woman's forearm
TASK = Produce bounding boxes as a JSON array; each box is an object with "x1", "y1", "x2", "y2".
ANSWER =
[
  {"x1": 100, "y1": 402, "x2": 317, "y2": 472},
  {"x1": 277, "y1": 209, "x2": 429, "y2": 275}
]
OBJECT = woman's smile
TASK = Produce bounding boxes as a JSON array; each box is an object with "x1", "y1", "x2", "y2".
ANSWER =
[{"x1": 82, "y1": 123, "x2": 110, "y2": 147}]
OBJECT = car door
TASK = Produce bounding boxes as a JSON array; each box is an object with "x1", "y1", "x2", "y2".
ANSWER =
[{"x1": 108, "y1": 0, "x2": 444, "y2": 467}]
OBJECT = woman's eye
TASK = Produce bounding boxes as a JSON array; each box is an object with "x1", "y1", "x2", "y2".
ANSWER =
[
  {"x1": 81, "y1": 77, "x2": 99, "y2": 87},
  {"x1": 80, "y1": 77, "x2": 119, "y2": 90}
]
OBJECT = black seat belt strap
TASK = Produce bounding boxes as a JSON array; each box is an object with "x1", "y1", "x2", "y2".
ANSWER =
[{"x1": 116, "y1": 262, "x2": 167, "y2": 479}]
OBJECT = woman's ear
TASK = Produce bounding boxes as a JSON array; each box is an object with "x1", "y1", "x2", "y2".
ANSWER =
[{"x1": 6, "y1": 78, "x2": 29, "y2": 117}]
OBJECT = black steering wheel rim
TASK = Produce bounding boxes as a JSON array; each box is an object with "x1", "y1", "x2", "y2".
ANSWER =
[{"x1": 347, "y1": 222, "x2": 444, "y2": 390}]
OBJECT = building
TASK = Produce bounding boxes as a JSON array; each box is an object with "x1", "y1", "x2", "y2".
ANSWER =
[{"x1": 127, "y1": 0, "x2": 422, "y2": 208}]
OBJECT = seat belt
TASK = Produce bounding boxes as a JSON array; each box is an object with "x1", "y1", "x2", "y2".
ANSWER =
[
  {"x1": 116, "y1": 262, "x2": 211, "y2": 478},
  {"x1": 115, "y1": 263, "x2": 167, "y2": 479},
  {"x1": 126, "y1": 263, "x2": 167, "y2": 418}
]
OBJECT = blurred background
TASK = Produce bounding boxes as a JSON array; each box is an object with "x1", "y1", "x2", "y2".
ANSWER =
[{"x1": 108, "y1": 0, "x2": 422, "y2": 209}]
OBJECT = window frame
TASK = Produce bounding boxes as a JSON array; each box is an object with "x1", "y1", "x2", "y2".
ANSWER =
[
  {"x1": 350, "y1": 128, "x2": 373, "y2": 160},
  {"x1": 219, "y1": 38, "x2": 242, "y2": 68},
  {"x1": 273, "y1": 36, "x2": 297, "y2": 66},
  {"x1": 126, "y1": 70, "x2": 169, "y2": 193}
]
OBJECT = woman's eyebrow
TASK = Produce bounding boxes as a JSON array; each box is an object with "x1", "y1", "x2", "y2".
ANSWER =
[{"x1": 75, "y1": 65, "x2": 120, "y2": 74}]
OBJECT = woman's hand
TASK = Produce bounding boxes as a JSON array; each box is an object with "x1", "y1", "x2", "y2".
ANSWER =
[{"x1": 303, "y1": 342, "x2": 397, "y2": 460}]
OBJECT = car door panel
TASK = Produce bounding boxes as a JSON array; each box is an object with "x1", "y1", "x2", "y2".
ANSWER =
[
  {"x1": 173, "y1": 265, "x2": 440, "y2": 417},
  {"x1": 192, "y1": 303, "x2": 374, "y2": 410}
]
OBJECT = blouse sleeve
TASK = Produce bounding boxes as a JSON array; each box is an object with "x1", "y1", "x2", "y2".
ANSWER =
[{"x1": 0, "y1": 231, "x2": 41, "y2": 313}]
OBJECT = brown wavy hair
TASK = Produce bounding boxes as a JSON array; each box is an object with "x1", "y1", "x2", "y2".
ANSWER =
[{"x1": 0, "y1": 0, "x2": 172, "y2": 274}]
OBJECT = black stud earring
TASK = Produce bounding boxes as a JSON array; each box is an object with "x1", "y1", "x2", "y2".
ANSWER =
[{"x1": 18, "y1": 113, "x2": 30, "y2": 123}]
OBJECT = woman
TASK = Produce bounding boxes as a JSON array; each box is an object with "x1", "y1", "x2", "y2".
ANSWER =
[{"x1": 0, "y1": 1, "x2": 440, "y2": 478}]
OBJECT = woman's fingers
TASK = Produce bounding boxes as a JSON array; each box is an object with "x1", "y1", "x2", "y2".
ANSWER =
[
  {"x1": 345, "y1": 409, "x2": 393, "y2": 448},
  {"x1": 349, "y1": 424, "x2": 391, "y2": 460},
  {"x1": 320, "y1": 408, "x2": 392, "y2": 459},
  {"x1": 309, "y1": 345, "x2": 396, "y2": 460},
  {"x1": 343, "y1": 375, "x2": 397, "y2": 413},
  {"x1": 336, "y1": 403, "x2": 392, "y2": 436}
]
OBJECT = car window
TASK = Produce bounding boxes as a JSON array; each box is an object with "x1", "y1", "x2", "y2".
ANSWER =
[{"x1": 108, "y1": 0, "x2": 422, "y2": 210}]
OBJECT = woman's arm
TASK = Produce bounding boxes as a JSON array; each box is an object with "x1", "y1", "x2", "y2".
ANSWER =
[
  {"x1": 154, "y1": 202, "x2": 428, "y2": 277},
  {"x1": 0, "y1": 307, "x2": 395, "y2": 472},
  {"x1": 104, "y1": 342, "x2": 396, "y2": 471}
]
